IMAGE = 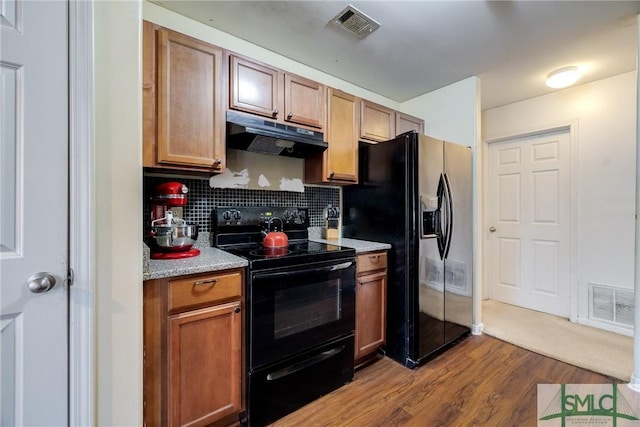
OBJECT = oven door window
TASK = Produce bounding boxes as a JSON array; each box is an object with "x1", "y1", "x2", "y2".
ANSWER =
[
  {"x1": 274, "y1": 278, "x2": 340, "y2": 339},
  {"x1": 250, "y1": 259, "x2": 356, "y2": 369}
]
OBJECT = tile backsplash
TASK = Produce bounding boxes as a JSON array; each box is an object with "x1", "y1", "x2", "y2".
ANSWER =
[{"x1": 144, "y1": 175, "x2": 340, "y2": 234}]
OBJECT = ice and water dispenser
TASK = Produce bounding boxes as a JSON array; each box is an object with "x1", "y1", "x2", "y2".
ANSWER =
[{"x1": 420, "y1": 194, "x2": 440, "y2": 238}]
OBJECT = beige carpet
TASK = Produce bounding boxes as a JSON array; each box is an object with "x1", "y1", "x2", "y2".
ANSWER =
[{"x1": 482, "y1": 300, "x2": 633, "y2": 381}]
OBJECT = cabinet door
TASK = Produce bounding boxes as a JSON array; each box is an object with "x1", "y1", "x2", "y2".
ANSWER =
[
  {"x1": 284, "y1": 74, "x2": 325, "y2": 129},
  {"x1": 142, "y1": 21, "x2": 158, "y2": 168},
  {"x1": 325, "y1": 89, "x2": 358, "y2": 183},
  {"x1": 396, "y1": 112, "x2": 424, "y2": 135},
  {"x1": 230, "y1": 55, "x2": 280, "y2": 119},
  {"x1": 360, "y1": 100, "x2": 395, "y2": 143},
  {"x1": 156, "y1": 28, "x2": 225, "y2": 170},
  {"x1": 168, "y1": 301, "x2": 242, "y2": 427},
  {"x1": 355, "y1": 271, "x2": 387, "y2": 360}
]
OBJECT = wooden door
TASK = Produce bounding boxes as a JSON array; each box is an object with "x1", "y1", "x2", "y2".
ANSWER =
[
  {"x1": 396, "y1": 112, "x2": 424, "y2": 135},
  {"x1": 284, "y1": 74, "x2": 325, "y2": 129},
  {"x1": 1, "y1": 1, "x2": 69, "y2": 424},
  {"x1": 487, "y1": 131, "x2": 572, "y2": 317},
  {"x1": 355, "y1": 272, "x2": 387, "y2": 360},
  {"x1": 325, "y1": 89, "x2": 358, "y2": 183},
  {"x1": 360, "y1": 100, "x2": 395, "y2": 142},
  {"x1": 168, "y1": 301, "x2": 242, "y2": 427},
  {"x1": 230, "y1": 55, "x2": 280, "y2": 119},
  {"x1": 156, "y1": 28, "x2": 225, "y2": 170}
]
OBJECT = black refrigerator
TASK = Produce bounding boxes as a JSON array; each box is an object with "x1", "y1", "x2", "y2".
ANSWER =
[{"x1": 343, "y1": 131, "x2": 473, "y2": 368}]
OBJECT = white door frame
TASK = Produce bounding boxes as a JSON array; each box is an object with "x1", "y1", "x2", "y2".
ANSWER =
[
  {"x1": 69, "y1": 1, "x2": 95, "y2": 425},
  {"x1": 483, "y1": 121, "x2": 579, "y2": 323}
]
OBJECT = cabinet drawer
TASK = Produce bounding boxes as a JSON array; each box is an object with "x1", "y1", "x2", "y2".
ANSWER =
[
  {"x1": 168, "y1": 271, "x2": 242, "y2": 312},
  {"x1": 356, "y1": 252, "x2": 387, "y2": 275}
]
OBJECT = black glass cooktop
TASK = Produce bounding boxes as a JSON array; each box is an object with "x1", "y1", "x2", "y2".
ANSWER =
[{"x1": 222, "y1": 240, "x2": 355, "y2": 270}]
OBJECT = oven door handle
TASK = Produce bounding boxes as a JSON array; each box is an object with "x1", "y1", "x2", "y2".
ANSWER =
[
  {"x1": 266, "y1": 345, "x2": 345, "y2": 382},
  {"x1": 253, "y1": 260, "x2": 355, "y2": 280}
]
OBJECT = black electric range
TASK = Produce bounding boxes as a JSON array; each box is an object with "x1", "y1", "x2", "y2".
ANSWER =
[
  {"x1": 211, "y1": 206, "x2": 356, "y2": 427},
  {"x1": 211, "y1": 206, "x2": 355, "y2": 269}
]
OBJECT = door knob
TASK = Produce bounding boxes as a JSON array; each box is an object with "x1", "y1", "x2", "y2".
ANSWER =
[
  {"x1": 489, "y1": 226, "x2": 496, "y2": 232},
  {"x1": 26, "y1": 272, "x2": 56, "y2": 293}
]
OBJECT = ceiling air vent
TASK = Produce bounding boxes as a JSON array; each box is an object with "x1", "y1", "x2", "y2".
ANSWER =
[{"x1": 331, "y1": 5, "x2": 380, "y2": 39}]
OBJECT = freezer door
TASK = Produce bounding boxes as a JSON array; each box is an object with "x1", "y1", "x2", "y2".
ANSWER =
[
  {"x1": 416, "y1": 135, "x2": 446, "y2": 357},
  {"x1": 443, "y1": 141, "x2": 473, "y2": 343}
]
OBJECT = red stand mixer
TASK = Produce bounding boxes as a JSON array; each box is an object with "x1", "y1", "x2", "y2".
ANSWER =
[{"x1": 148, "y1": 182, "x2": 200, "y2": 260}]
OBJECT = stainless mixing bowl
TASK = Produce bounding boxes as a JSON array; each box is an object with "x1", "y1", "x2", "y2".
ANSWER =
[{"x1": 149, "y1": 224, "x2": 198, "y2": 252}]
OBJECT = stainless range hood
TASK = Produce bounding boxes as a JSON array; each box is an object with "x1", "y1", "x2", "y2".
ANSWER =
[{"x1": 226, "y1": 111, "x2": 327, "y2": 158}]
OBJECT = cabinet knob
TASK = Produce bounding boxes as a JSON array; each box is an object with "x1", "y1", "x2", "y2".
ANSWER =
[
  {"x1": 213, "y1": 158, "x2": 222, "y2": 168},
  {"x1": 234, "y1": 306, "x2": 241, "y2": 313},
  {"x1": 272, "y1": 109, "x2": 279, "y2": 118},
  {"x1": 287, "y1": 112, "x2": 293, "y2": 119}
]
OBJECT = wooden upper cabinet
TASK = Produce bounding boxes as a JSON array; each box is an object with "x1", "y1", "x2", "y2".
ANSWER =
[
  {"x1": 326, "y1": 89, "x2": 358, "y2": 183},
  {"x1": 143, "y1": 21, "x2": 226, "y2": 173},
  {"x1": 285, "y1": 74, "x2": 325, "y2": 129},
  {"x1": 305, "y1": 88, "x2": 358, "y2": 184},
  {"x1": 360, "y1": 100, "x2": 395, "y2": 143},
  {"x1": 230, "y1": 55, "x2": 280, "y2": 119},
  {"x1": 230, "y1": 54, "x2": 326, "y2": 130},
  {"x1": 396, "y1": 112, "x2": 424, "y2": 136}
]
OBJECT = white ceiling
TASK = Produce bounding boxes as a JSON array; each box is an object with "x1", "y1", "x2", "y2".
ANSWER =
[{"x1": 152, "y1": 1, "x2": 640, "y2": 110}]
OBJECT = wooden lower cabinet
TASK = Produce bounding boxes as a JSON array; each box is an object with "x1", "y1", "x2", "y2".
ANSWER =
[
  {"x1": 355, "y1": 251, "x2": 387, "y2": 367},
  {"x1": 144, "y1": 269, "x2": 246, "y2": 427}
]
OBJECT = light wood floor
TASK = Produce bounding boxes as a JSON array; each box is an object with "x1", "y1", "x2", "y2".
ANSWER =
[{"x1": 271, "y1": 335, "x2": 620, "y2": 427}]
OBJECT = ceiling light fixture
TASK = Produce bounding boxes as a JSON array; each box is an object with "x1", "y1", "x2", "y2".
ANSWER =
[{"x1": 546, "y1": 66, "x2": 581, "y2": 89}]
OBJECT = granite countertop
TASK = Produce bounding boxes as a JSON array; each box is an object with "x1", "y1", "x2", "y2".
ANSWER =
[
  {"x1": 143, "y1": 231, "x2": 391, "y2": 281},
  {"x1": 143, "y1": 233, "x2": 248, "y2": 281},
  {"x1": 307, "y1": 226, "x2": 391, "y2": 253},
  {"x1": 310, "y1": 237, "x2": 391, "y2": 253}
]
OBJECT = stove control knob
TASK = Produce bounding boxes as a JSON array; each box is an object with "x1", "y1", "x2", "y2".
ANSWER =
[
  {"x1": 233, "y1": 211, "x2": 242, "y2": 221},
  {"x1": 222, "y1": 211, "x2": 231, "y2": 221},
  {"x1": 291, "y1": 210, "x2": 298, "y2": 218},
  {"x1": 298, "y1": 210, "x2": 306, "y2": 219},
  {"x1": 283, "y1": 210, "x2": 292, "y2": 220}
]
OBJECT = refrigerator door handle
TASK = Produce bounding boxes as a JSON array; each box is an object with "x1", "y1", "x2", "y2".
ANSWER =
[
  {"x1": 436, "y1": 174, "x2": 446, "y2": 259},
  {"x1": 443, "y1": 173, "x2": 454, "y2": 259}
]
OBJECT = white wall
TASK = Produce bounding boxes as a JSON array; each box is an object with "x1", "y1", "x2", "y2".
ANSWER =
[
  {"x1": 483, "y1": 71, "x2": 637, "y2": 331},
  {"x1": 401, "y1": 76, "x2": 481, "y2": 149},
  {"x1": 94, "y1": 1, "x2": 143, "y2": 425}
]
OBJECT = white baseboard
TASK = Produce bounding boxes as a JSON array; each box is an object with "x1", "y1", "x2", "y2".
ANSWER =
[{"x1": 576, "y1": 317, "x2": 633, "y2": 337}]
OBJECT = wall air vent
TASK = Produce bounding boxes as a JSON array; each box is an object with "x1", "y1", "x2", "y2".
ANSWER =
[
  {"x1": 589, "y1": 283, "x2": 634, "y2": 328},
  {"x1": 331, "y1": 5, "x2": 380, "y2": 39}
]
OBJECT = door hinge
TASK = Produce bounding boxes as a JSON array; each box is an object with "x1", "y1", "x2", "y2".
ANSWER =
[{"x1": 68, "y1": 268, "x2": 75, "y2": 286}]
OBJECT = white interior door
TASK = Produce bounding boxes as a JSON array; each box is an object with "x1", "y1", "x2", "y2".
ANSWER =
[
  {"x1": 487, "y1": 131, "x2": 571, "y2": 317},
  {"x1": 1, "y1": 1, "x2": 69, "y2": 425}
]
